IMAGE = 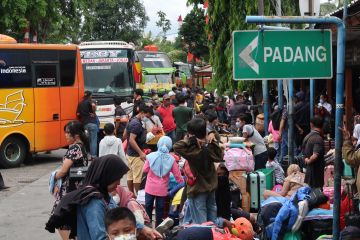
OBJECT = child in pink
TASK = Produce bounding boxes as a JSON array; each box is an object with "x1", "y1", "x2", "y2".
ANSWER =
[
  {"x1": 143, "y1": 136, "x2": 183, "y2": 226},
  {"x1": 268, "y1": 120, "x2": 280, "y2": 161}
]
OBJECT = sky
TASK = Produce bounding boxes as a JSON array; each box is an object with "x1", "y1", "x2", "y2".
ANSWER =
[{"x1": 143, "y1": 0, "x2": 191, "y2": 41}]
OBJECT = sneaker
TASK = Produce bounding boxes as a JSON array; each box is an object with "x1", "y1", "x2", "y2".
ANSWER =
[
  {"x1": 156, "y1": 217, "x2": 174, "y2": 235},
  {"x1": 292, "y1": 200, "x2": 309, "y2": 232}
]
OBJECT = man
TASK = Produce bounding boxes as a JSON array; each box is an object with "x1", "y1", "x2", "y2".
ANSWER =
[
  {"x1": 168, "y1": 90, "x2": 178, "y2": 106},
  {"x1": 77, "y1": 91, "x2": 98, "y2": 157},
  {"x1": 317, "y1": 94, "x2": 332, "y2": 135},
  {"x1": 157, "y1": 94, "x2": 176, "y2": 142},
  {"x1": 126, "y1": 104, "x2": 147, "y2": 195},
  {"x1": 173, "y1": 94, "x2": 193, "y2": 142},
  {"x1": 302, "y1": 115, "x2": 325, "y2": 189},
  {"x1": 229, "y1": 94, "x2": 260, "y2": 130},
  {"x1": 294, "y1": 91, "x2": 310, "y2": 149},
  {"x1": 114, "y1": 96, "x2": 128, "y2": 140},
  {"x1": 132, "y1": 88, "x2": 144, "y2": 117}
]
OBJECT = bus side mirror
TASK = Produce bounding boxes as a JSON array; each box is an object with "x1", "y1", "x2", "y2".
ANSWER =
[{"x1": 133, "y1": 61, "x2": 142, "y2": 84}]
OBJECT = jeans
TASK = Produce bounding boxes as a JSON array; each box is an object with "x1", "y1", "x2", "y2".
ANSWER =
[
  {"x1": 187, "y1": 191, "x2": 217, "y2": 224},
  {"x1": 166, "y1": 130, "x2": 176, "y2": 144},
  {"x1": 145, "y1": 193, "x2": 166, "y2": 226},
  {"x1": 280, "y1": 128, "x2": 288, "y2": 163},
  {"x1": 85, "y1": 123, "x2": 98, "y2": 157},
  {"x1": 273, "y1": 142, "x2": 280, "y2": 162}
]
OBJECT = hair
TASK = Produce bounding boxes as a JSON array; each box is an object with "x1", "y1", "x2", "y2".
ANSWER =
[
  {"x1": 239, "y1": 113, "x2": 252, "y2": 125},
  {"x1": 236, "y1": 95, "x2": 243, "y2": 101},
  {"x1": 138, "y1": 104, "x2": 147, "y2": 114},
  {"x1": 134, "y1": 88, "x2": 144, "y2": 97},
  {"x1": 105, "y1": 207, "x2": 136, "y2": 231},
  {"x1": 172, "y1": 86, "x2": 178, "y2": 92},
  {"x1": 104, "y1": 123, "x2": 115, "y2": 135},
  {"x1": 143, "y1": 105, "x2": 154, "y2": 115},
  {"x1": 84, "y1": 91, "x2": 92, "y2": 99},
  {"x1": 320, "y1": 94, "x2": 328, "y2": 100},
  {"x1": 310, "y1": 115, "x2": 324, "y2": 128},
  {"x1": 287, "y1": 164, "x2": 300, "y2": 176},
  {"x1": 114, "y1": 96, "x2": 122, "y2": 106},
  {"x1": 177, "y1": 94, "x2": 186, "y2": 104},
  {"x1": 64, "y1": 120, "x2": 89, "y2": 151},
  {"x1": 218, "y1": 163, "x2": 229, "y2": 176},
  {"x1": 187, "y1": 117, "x2": 207, "y2": 139},
  {"x1": 267, "y1": 147, "x2": 277, "y2": 160},
  {"x1": 207, "y1": 112, "x2": 218, "y2": 123}
]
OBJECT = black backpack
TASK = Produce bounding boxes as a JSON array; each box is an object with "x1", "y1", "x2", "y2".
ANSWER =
[{"x1": 271, "y1": 109, "x2": 282, "y2": 131}]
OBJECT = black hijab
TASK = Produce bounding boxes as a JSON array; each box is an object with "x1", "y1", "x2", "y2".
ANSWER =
[{"x1": 45, "y1": 154, "x2": 129, "y2": 238}]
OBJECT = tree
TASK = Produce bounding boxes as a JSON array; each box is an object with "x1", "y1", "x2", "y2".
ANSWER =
[
  {"x1": 168, "y1": 50, "x2": 187, "y2": 63},
  {"x1": 320, "y1": 2, "x2": 337, "y2": 16},
  {"x1": 81, "y1": 0, "x2": 148, "y2": 44},
  {"x1": 179, "y1": 6, "x2": 209, "y2": 86},
  {"x1": 156, "y1": 11, "x2": 171, "y2": 40}
]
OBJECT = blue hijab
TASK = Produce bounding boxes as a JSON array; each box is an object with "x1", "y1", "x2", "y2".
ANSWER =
[{"x1": 147, "y1": 136, "x2": 175, "y2": 178}]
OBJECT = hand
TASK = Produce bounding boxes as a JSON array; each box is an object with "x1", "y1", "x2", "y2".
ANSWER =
[
  {"x1": 196, "y1": 138, "x2": 206, "y2": 148},
  {"x1": 304, "y1": 158, "x2": 310, "y2": 165},
  {"x1": 222, "y1": 219, "x2": 234, "y2": 230},
  {"x1": 340, "y1": 124, "x2": 351, "y2": 140},
  {"x1": 278, "y1": 131, "x2": 282, "y2": 141},
  {"x1": 139, "y1": 226, "x2": 163, "y2": 239},
  {"x1": 207, "y1": 133, "x2": 216, "y2": 143},
  {"x1": 140, "y1": 152, "x2": 146, "y2": 161},
  {"x1": 298, "y1": 128, "x2": 304, "y2": 135}
]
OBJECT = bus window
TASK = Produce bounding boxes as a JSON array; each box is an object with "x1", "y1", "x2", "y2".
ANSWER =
[
  {"x1": 31, "y1": 50, "x2": 58, "y2": 62},
  {"x1": 60, "y1": 51, "x2": 76, "y2": 86},
  {"x1": 34, "y1": 65, "x2": 58, "y2": 87},
  {"x1": 0, "y1": 50, "x2": 32, "y2": 88}
]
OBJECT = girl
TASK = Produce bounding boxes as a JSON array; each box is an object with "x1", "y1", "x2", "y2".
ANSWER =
[{"x1": 143, "y1": 136, "x2": 184, "y2": 226}]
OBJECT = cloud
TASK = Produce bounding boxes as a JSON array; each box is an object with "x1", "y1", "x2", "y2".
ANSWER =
[{"x1": 143, "y1": 0, "x2": 192, "y2": 40}]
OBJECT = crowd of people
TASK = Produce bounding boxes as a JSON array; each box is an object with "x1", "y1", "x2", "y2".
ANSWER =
[{"x1": 45, "y1": 86, "x2": 360, "y2": 240}]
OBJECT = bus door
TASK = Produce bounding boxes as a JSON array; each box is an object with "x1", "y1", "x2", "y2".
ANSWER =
[{"x1": 32, "y1": 62, "x2": 61, "y2": 151}]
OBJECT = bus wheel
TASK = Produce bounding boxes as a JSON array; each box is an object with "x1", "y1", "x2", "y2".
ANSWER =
[{"x1": 0, "y1": 136, "x2": 26, "y2": 168}]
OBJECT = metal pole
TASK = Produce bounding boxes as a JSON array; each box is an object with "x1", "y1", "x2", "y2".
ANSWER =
[
  {"x1": 288, "y1": 79, "x2": 295, "y2": 164},
  {"x1": 246, "y1": 15, "x2": 345, "y2": 240},
  {"x1": 276, "y1": 0, "x2": 283, "y2": 111},
  {"x1": 310, "y1": 79, "x2": 314, "y2": 118}
]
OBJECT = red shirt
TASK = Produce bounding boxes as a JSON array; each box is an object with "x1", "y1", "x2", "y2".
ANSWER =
[{"x1": 157, "y1": 104, "x2": 176, "y2": 132}]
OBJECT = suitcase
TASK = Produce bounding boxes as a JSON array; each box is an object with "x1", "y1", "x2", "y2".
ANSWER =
[
  {"x1": 69, "y1": 166, "x2": 88, "y2": 191},
  {"x1": 246, "y1": 171, "x2": 266, "y2": 212}
]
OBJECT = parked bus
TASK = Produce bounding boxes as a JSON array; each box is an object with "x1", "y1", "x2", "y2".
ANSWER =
[
  {"x1": 135, "y1": 46, "x2": 175, "y2": 95},
  {"x1": 79, "y1": 41, "x2": 136, "y2": 129},
  {"x1": 0, "y1": 35, "x2": 84, "y2": 168},
  {"x1": 173, "y1": 61, "x2": 191, "y2": 86}
]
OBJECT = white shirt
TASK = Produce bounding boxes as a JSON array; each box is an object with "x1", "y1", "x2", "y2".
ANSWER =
[
  {"x1": 242, "y1": 124, "x2": 267, "y2": 156},
  {"x1": 318, "y1": 102, "x2": 332, "y2": 114},
  {"x1": 99, "y1": 135, "x2": 126, "y2": 161},
  {"x1": 143, "y1": 115, "x2": 163, "y2": 132}
]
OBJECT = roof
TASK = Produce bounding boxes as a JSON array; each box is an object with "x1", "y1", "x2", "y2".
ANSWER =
[
  {"x1": 196, "y1": 65, "x2": 212, "y2": 73},
  {"x1": 327, "y1": 0, "x2": 360, "y2": 17}
]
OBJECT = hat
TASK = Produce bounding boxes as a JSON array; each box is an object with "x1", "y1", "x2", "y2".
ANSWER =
[
  {"x1": 168, "y1": 91, "x2": 176, "y2": 97},
  {"x1": 162, "y1": 94, "x2": 170, "y2": 100},
  {"x1": 231, "y1": 217, "x2": 255, "y2": 240}
]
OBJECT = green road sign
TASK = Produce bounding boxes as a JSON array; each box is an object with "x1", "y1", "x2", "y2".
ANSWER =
[{"x1": 233, "y1": 30, "x2": 332, "y2": 80}]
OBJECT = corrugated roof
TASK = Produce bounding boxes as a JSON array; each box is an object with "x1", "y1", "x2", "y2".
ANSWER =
[{"x1": 327, "y1": 0, "x2": 360, "y2": 17}]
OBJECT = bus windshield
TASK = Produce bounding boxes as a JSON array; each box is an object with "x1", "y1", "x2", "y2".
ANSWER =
[
  {"x1": 80, "y1": 49, "x2": 133, "y2": 96},
  {"x1": 137, "y1": 52, "x2": 172, "y2": 68},
  {"x1": 145, "y1": 74, "x2": 173, "y2": 84}
]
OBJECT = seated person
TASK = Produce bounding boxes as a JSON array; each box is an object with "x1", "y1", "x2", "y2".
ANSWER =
[
  {"x1": 263, "y1": 164, "x2": 307, "y2": 199},
  {"x1": 105, "y1": 207, "x2": 137, "y2": 240},
  {"x1": 266, "y1": 147, "x2": 285, "y2": 185}
]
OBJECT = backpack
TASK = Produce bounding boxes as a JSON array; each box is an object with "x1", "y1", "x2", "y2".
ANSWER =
[
  {"x1": 271, "y1": 109, "x2": 282, "y2": 131},
  {"x1": 224, "y1": 148, "x2": 254, "y2": 172},
  {"x1": 183, "y1": 160, "x2": 197, "y2": 186}
]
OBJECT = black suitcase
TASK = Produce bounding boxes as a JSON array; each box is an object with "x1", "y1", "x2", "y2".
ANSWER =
[{"x1": 68, "y1": 166, "x2": 88, "y2": 191}]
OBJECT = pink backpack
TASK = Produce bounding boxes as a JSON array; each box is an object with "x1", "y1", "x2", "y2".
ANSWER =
[{"x1": 224, "y1": 148, "x2": 254, "y2": 172}]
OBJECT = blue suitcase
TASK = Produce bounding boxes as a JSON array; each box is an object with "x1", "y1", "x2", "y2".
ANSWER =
[{"x1": 246, "y1": 171, "x2": 266, "y2": 212}]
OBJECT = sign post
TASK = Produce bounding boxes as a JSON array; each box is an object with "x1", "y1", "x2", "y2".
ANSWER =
[{"x1": 233, "y1": 30, "x2": 332, "y2": 80}]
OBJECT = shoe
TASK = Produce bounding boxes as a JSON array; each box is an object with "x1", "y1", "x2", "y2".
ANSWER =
[
  {"x1": 156, "y1": 217, "x2": 174, "y2": 235},
  {"x1": 292, "y1": 200, "x2": 309, "y2": 232}
]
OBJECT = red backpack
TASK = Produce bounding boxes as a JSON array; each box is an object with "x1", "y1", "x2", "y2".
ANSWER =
[{"x1": 183, "y1": 160, "x2": 197, "y2": 186}]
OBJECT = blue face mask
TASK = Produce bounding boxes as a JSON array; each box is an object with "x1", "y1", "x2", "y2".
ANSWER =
[{"x1": 320, "y1": 99, "x2": 324, "y2": 104}]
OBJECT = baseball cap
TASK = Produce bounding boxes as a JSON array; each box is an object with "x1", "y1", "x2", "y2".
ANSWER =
[
  {"x1": 168, "y1": 91, "x2": 176, "y2": 97},
  {"x1": 162, "y1": 94, "x2": 170, "y2": 100}
]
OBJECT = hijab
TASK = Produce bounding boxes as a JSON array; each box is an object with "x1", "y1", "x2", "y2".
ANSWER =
[
  {"x1": 146, "y1": 136, "x2": 175, "y2": 178},
  {"x1": 353, "y1": 124, "x2": 360, "y2": 147}
]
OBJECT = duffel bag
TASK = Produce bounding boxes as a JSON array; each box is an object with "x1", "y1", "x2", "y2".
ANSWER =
[{"x1": 224, "y1": 148, "x2": 254, "y2": 172}]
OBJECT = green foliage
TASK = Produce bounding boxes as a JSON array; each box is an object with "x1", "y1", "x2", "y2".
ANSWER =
[
  {"x1": 168, "y1": 50, "x2": 187, "y2": 63},
  {"x1": 156, "y1": 11, "x2": 171, "y2": 40},
  {"x1": 320, "y1": 2, "x2": 337, "y2": 16}
]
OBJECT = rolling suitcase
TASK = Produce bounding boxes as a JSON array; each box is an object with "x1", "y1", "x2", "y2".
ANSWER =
[{"x1": 246, "y1": 171, "x2": 266, "y2": 212}]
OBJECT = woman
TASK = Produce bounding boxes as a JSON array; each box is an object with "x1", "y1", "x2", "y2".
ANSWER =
[
  {"x1": 46, "y1": 155, "x2": 162, "y2": 240},
  {"x1": 52, "y1": 120, "x2": 88, "y2": 239}
]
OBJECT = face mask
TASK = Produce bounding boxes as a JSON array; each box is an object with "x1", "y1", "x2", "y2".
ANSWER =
[
  {"x1": 112, "y1": 194, "x2": 120, "y2": 205},
  {"x1": 114, "y1": 233, "x2": 137, "y2": 240},
  {"x1": 320, "y1": 99, "x2": 324, "y2": 104},
  {"x1": 236, "y1": 122, "x2": 241, "y2": 128}
]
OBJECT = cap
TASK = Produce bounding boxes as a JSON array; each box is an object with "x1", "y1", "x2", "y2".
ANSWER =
[
  {"x1": 168, "y1": 91, "x2": 176, "y2": 97},
  {"x1": 162, "y1": 94, "x2": 170, "y2": 100}
]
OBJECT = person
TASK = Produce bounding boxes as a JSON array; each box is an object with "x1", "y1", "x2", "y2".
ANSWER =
[
  {"x1": 316, "y1": 94, "x2": 332, "y2": 135},
  {"x1": 114, "y1": 185, "x2": 151, "y2": 227},
  {"x1": 302, "y1": 115, "x2": 325, "y2": 189},
  {"x1": 268, "y1": 119, "x2": 280, "y2": 161},
  {"x1": 143, "y1": 105, "x2": 163, "y2": 134},
  {"x1": 263, "y1": 164, "x2": 307, "y2": 199},
  {"x1": 229, "y1": 94, "x2": 260, "y2": 130},
  {"x1": 215, "y1": 163, "x2": 231, "y2": 220},
  {"x1": 173, "y1": 117, "x2": 223, "y2": 225},
  {"x1": 76, "y1": 91, "x2": 98, "y2": 157},
  {"x1": 157, "y1": 94, "x2": 176, "y2": 142},
  {"x1": 51, "y1": 120, "x2": 88, "y2": 240},
  {"x1": 143, "y1": 136, "x2": 184, "y2": 226},
  {"x1": 126, "y1": 104, "x2": 147, "y2": 195},
  {"x1": 132, "y1": 88, "x2": 144, "y2": 118},
  {"x1": 105, "y1": 207, "x2": 137, "y2": 240},
  {"x1": 278, "y1": 107, "x2": 289, "y2": 163},
  {"x1": 99, "y1": 123, "x2": 126, "y2": 160},
  {"x1": 239, "y1": 114, "x2": 268, "y2": 170},
  {"x1": 294, "y1": 91, "x2": 310, "y2": 150},
  {"x1": 169, "y1": 91, "x2": 178, "y2": 106},
  {"x1": 317, "y1": 94, "x2": 332, "y2": 115},
  {"x1": 342, "y1": 124, "x2": 360, "y2": 196},
  {"x1": 266, "y1": 147, "x2": 285, "y2": 185},
  {"x1": 352, "y1": 115, "x2": 360, "y2": 148},
  {"x1": 114, "y1": 96, "x2": 129, "y2": 140},
  {"x1": 173, "y1": 94, "x2": 193, "y2": 142}
]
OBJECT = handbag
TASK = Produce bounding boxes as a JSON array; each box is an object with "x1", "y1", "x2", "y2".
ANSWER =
[
  {"x1": 224, "y1": 147, "x2": 254, "y2": 172},
  {"x1": 183, "y1": 160, "x2": 197, "y2": 186},
  {"x1": 146, "y1": 117, "x2": 165, "y2": 145}
]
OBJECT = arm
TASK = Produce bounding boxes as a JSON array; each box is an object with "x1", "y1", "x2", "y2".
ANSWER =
[
  {"x1": 279, "y1": 118, "x2": 286, "y2": 139},
  {"x1": 305, "y1": 141, "x2": 322, "y2": 164},
  {"x1": 343, "y1": 140, "x2": 360, "y2": 166},
  {"x1": 55, "y1": 159, "x2": 73, "y2": 180},
  {"x1": 82, "y1": 199, "x2": 107, "y2": 240},
  {"x1": 171, "y1": 162, "x2": 184, "y2": 184},
  {"x1": 143, "y1": 159, "x2": 150, "y2": 173},
  {"x1": 206, "y1": 142, "x2": 223, "y2": 163},
  {"x1": 99, "y1": 141, "x2": 105, "y2": 157},
  {"x1": 117, "y1": 140, "x2": 126, "y2": 162},
  {"x1": 122, "y1": 128, "x2": 127, "y2": 141},
  {"x1": 129, "y1": 133, "x2": 146, "y2": 160}
]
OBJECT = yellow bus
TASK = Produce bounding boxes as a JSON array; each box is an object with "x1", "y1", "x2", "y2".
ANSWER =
[{"x1": 0, "y1": 35, "x2": 84, "y2": 168}]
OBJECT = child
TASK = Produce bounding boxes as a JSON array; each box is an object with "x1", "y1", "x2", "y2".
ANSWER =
[
  {"x1": 99, "y1": 123, "x2": 126, "y2": 161},
  {"x1": 105, "y1": 207, "x2": 137, "y2": 240},
  {"x1": 143, "y1": 136, "x2": 184, "y2": 227},
  {"x1": 266, "y1": 147, "x2": 285, "y2": 185}
]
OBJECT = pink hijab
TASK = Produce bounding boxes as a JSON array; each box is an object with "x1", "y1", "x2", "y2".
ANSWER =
[{"x1": 116, "y1": 185, "x2": 134, "y2": 208}]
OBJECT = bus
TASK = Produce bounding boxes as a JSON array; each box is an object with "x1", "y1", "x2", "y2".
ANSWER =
[
  {"x1": 0, "y1": 35, "x2": 84, "y2": 168},
  {"x1": 173, "y1": 61, "x2": 191, "y2": 86},
  {"x1": 79, "y1": 41, "x2": 136, "y2": 129},
  {"x1": 135, "y1": 48, "x2": 175, "y2": 95}
]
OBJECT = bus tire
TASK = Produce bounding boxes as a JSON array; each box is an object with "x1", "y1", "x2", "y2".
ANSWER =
[{"x1": 0, "y1": 136, "x2": 27, "y2": 168}]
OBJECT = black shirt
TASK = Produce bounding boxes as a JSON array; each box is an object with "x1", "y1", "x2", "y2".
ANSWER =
[
  {"x1": 114, "y1": 106, "x2": 127, "y2": 139},
  {"x1": 132, "y1": 98, "x2": 144, "y2": 118},
  {"x1": 77, "y1": 99, "x2": 96, "y2": 125}
]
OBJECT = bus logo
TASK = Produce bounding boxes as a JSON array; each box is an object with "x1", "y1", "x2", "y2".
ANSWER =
[
  {"x1": 0, "y1": 90, "x2": 26, "y2": 128},
  {"x1": 0, "y1": 60, "x2": 6, "y2": 67}
]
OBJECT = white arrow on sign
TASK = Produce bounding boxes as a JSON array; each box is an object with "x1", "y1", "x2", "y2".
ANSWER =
[{"x1": 239, "y1": 36, "x2": 259, "y2": 75}]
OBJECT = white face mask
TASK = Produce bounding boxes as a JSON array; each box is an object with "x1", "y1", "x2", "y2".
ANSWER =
[
  {"x1": 112, "y1": 194, "x2": 120, "y2": 205},
  {"x1": 320, "y1": 99, "x2": 324, "y2": 104},
  {"x1": 236, "y1": 122, "x2": 241, "y2": 128},
  {"x1": 113, "y1": 233, "x2": 137, "y2": 240}
]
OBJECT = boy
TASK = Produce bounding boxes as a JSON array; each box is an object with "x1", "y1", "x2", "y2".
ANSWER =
[
  {"x1": 105, "y1": 207, "x2": 137, "y2": 240},
  {"x1": 99, "y1": 123, "x2": 126, "y2": 162},
  {"x1": 266, "y1": 147, "x2": 285, "y2": 185}
]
